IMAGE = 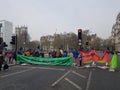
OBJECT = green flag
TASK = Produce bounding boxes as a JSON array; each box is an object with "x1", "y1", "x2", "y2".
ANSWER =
[{"x1": 110, "y1": 53, "x2": 117, "y2": 69}]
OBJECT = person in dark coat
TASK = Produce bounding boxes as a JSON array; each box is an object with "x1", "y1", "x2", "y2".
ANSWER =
[{"x1": 0, "y1": 51, "x2": 4, "y2": 71}]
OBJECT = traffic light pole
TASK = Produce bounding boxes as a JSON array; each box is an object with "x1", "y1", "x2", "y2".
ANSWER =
[
  {"x1": 78, "y1": 29, "x2": 82, "y2": 50},
  {"x1": 15, "y1": 34, "x2": 17, "y2": 54},
  {"x1": 78, "y1": 29, "x2": 82, "y2": 66}
]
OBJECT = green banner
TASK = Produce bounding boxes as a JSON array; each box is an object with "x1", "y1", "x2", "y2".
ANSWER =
[{"x1": 16, "y1": 54, "x2": 73, "y2": 66}]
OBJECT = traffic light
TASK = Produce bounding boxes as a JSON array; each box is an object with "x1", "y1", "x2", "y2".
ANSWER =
[
  {"x1": 78, "y1": 29, "x2": 82, "y2": 39},
  {"x1": 0, "y1": 37, "x2": 3, "y2": 45},
  {"x1": 10, "y1": 35, "x2": 16, "y2": 45},
  {"x1": 78, "y1": 29, "x2": 82, "y2": 45},
  {"x1": 3, "y1": 42, "x2": 8, "y2": 47},
  {"x1": 0, "y1": 37, "x2": 3, "y2": 52},
  {"x1": 86, "y1": 41, "x2": 89, "y2": 45}
]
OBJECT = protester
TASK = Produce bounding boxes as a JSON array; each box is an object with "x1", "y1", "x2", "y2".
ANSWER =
[
  {"x1": 40, "y1": 51, "x2": 44, "y2": 58},
  {"x1": 67, "y1": 51, "x2": 73, "y2": 57},
  {"x1": 78, "y1": 50, "x2": 82, "y2": 66},
  {"x1": 12, "y1": 51, "x2": 16, "y2": 64},
  {"x1": 52, "y1": 50, "x2": 56, "y2": 58},
  {"x1": 63, "y1": 50, "x2": 68, "y2": 57},
  {"x1": 25, "y1": 50, "x2": 30, "y2": 56},
  {"x1": 48, "y1": 50, "x2": 52, "y2": 57},
  {"x1": 60, "y1": 49, "x2": 64, "y2": 57},
  {"x1": 7, "y1": 52, "x2": 12, "y2": 64},
  {"x1": 56, "y1": 50, "x2": 61, "y2": 57},
  {"x1": 72, "y1": 49, "x2": 79, "y2": 66},
  {"x1": 34, "y1": 51, "x2": 40, "y2": 57},
  {"x1": 0, "y1": 51, "x2": 4, "y2": 71}
]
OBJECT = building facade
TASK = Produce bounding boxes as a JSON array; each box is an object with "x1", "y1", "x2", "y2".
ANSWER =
[
  {"x1": 15, "y1": 26, "x2": 28, "y2": 50},
  {"x1": 15, "y1": 26, "x2": 28, "y2": 36},
  {"x1": 40, "y1": 35, "x2": 54, "y2": 50},
  {"x1": 111, "y1": 13, "x2": 120, "y2": 52},
  {"x1": 0, "y1": 20, "x2": 13, "y2": 50}
]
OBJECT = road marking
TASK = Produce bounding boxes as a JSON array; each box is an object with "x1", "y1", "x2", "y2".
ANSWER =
[
  {"x1": 1, "y1": 68, "x2": 35, "y2": 78},
  {"x1": 37, "y1": 67, "x2": 65, "y2": 71},
  {"x1": 73, "y1": 66, "x2": 85, "y2": 69},
  {"x1": 51, "y1": 70, "x2": 71, "y2": 86},
  {"x1": 65, "y1": 78, "x2": 82, "y2": 90},
  {"x1": 71, "y1": 71, "x2": 86, "y2": 79},
  {"x1": 85, "y1": 71, "x2": 92, "y2": 90},
  {"x1": 12, "y1": 66, "x2": 65, "y2": 71}
]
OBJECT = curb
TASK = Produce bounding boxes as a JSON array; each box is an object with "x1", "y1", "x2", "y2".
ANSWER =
[{"x1": 8, "y1": 63, "x2": 19, "y2": 67}]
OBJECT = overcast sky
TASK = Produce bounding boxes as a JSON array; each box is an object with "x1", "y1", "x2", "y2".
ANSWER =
[{"x1": 0, "y1": 0, "x2": 120, "y2": 40}]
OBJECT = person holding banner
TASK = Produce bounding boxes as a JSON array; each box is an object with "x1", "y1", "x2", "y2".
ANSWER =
[
  {"x1": 78, "y1": 50, "x2": 82, "y2": 66},
  {"x1": 73, "y1": 49, "x2": 79, "y2": 66},
  {"x1": 25, "y1": 50, "x2": 30, "y2": 56}
]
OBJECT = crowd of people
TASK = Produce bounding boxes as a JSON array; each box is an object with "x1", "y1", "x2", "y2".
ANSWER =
[
  {"x1": 20, "y1": 48, "x2": 82, "y2": 67},
  {"x1": 21, "y1": 48, "x2": 82, "y2": 67},
  {"x1": 20, "y1": 49, "x2": 71, "y2": 58},
  {"x1": 0, "y1": 50, "x2": 16, "y2": 71},
  {"x1": 0, "y1": 47, "x2": 86, "y2": 71}
]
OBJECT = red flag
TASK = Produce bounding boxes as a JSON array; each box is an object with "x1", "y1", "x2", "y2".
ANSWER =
[{"x1": 102, "y1": 50, "x2": 110, "y2": 64}]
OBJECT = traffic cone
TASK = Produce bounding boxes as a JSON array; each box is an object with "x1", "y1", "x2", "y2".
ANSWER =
[{"x1": 109, "y1": 53, "x2": 117, "y2": 72}]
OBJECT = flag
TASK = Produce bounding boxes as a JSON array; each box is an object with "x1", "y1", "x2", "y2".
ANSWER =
[
  {"x1": 102, "y1": 51, "x2": 110, "y2": 64},
  {"x1": 110, "y1": 53, "x2": 117, "y2": 69}
]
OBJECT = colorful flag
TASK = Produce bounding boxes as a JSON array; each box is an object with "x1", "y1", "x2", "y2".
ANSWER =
[{"x1": 110, "y1": 53, "x2": 117, "y2": 69}]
